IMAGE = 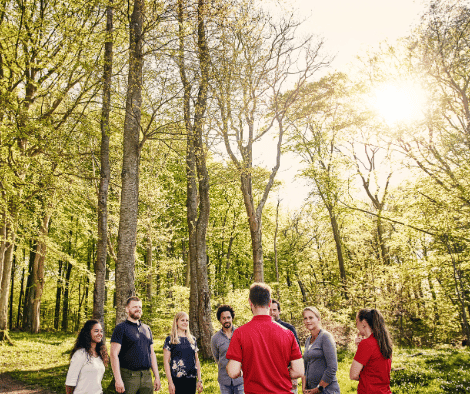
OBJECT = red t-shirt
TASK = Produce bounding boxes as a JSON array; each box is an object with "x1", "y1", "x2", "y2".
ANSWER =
[
  {"x1": 226, "y1": 315, "x2": 302, "y2": 394},
  {"x1": 354, "y1": 334, "x2": 392, "y2": 394}
]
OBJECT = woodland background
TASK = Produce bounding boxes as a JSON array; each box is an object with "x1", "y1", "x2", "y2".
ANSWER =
[{"x1": 0, "y1": 0, "x2": 470, "y2": 362}]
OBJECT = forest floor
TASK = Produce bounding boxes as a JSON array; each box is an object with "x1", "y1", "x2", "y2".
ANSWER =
[
  {"x1": 1, "y1": 331, "x2": 469, "y2": 393},
  {"x1": 0, "y1": 373, "x2": 56, "y2": 394}
]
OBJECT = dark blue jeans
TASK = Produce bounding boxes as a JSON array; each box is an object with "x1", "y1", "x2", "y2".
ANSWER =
[{"x1": 219, "y1": 383, "x2": 244, "y2": 394}]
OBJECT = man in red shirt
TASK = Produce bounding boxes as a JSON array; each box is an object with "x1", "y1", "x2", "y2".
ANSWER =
[{"x1": 226, "y1": 283, "x2": 304, "y2": 394}]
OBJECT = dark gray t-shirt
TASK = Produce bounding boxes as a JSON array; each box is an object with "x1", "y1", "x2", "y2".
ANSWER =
[{"x1": 211, "y1": 327, "x2": 244, "y2": 386}]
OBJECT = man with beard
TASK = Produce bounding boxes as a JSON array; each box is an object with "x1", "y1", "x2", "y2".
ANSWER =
[
  {"x1": 270, "y1": 299, "x2": 301, "y2": 394},
  {"x1": 211, "y1": 305, "x2": 244, "y2": 394},
  {"x1": 110, "y1": 296, "x2": 161, "y2": 394}
]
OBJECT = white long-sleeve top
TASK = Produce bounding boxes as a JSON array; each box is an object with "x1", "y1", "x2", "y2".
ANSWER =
[{"x1": 65, "y1": 348, "x2": 105, "y2": 394}]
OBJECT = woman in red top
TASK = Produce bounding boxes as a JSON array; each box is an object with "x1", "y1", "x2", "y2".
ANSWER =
[{"x1": 349, "y1": 309, "x2": 393, "y2": 394}]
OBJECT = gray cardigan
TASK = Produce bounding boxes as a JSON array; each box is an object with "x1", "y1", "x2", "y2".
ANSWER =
[{"x1": 303, "y1": 329, "x2": 340, "y2": 393}]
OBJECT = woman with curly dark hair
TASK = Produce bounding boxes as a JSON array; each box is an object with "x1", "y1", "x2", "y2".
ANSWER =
[
  {"x1": 350, "y1": 309, "x2": 393, "y2": 394},
  {"x1": 65, "y1": 319, "x2": 109, "y2": 394}
]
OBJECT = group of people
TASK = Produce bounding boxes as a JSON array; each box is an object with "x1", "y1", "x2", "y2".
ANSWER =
[{"x1": 65, "y1": 283, "x2": 393, "y2": 394}]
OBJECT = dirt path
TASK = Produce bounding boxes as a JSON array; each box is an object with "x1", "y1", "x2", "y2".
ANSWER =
[{"x1": 0, "y1": 374, "x2": 56, "y2": 394}]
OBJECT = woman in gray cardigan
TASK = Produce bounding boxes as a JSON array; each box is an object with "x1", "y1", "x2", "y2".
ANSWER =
[{"x1": 302, "y1": 307, "x2": 340, "y2": 394}]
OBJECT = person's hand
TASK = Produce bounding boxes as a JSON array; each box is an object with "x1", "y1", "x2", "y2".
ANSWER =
[
  {"x1": 115, "y1": 378, "x2": 125, "y2": 393},
  {"x1": 303, "y1": 389, "x2": 313, "y2": 394},
  {"x1": 355, "y1": 336, "x2": 363, "y2": 346},
  {"x1": 168, "y1": 381, "x2": 176, "y2": 394},
  {"x1": 154, "y1": 378, "x2": 161, "y2": 391},
  {"x1": 197, "y1": 380, "x2": 203, "y2": 393}
]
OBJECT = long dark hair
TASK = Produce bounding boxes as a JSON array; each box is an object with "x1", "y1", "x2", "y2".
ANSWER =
[
  {"x1": 70, "y1": 319, "x2": 109, "y2": 366},
  {"x1": 357, "y1": 309, "x2": 392, "y2": 359}
]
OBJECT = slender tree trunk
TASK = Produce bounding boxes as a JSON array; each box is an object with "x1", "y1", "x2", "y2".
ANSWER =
[
  {"x1": 9, "y1": 248, "x2": 16, "y2": 330},
  {"x1": 273, "y1": 198, "x2": 280, "y2": 298},
  {"x1": 22, "y1": 241, "x2": 36, "y2": 331},
  {"x1": 145, "y1": 236, "x2": 153, "y2": 306},
  {"x1": 115, "y1": 0, "x2": 144, "y2": 324},
  {"x1": 94, "y1": 1, "x2": 113, "y2": 331},
  {"x1": 0, "y1": 233, "x2": 15, "y2": 334},
  {"x1": 62, "y1": 261, "x2": 73, "y2": 332},
  {"x1": 17, "y1": 265, "x2": 25, "y2": 329},
  {"x1": 85, "y1": 240, "x2": 92, "y2": 318},
  {"x1": 0, "y1": 209, "x2": 6, "y2": 287},
  {"x1": 54, "y1": 261, "x2": 63, "y2": 329},
  {"x1": 240, "y1": 174, "x2": 264, "y2": 282},
  {"x1": 31, "y1": 212, "x2": 51, "y2": 333}
]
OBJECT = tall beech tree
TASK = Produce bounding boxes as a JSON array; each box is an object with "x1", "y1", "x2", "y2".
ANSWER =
[
  {"x1": 211, "y1": 4, "x2": 329, "y2": 281},
  {"x1": 94, "y1": 1, "x2": 113, "y2": 330},
  {"x1": 175, "y1": 0, "x2": 213, "y2": 358},
  {"x1": 115, "y1": 0, "x2": 145, "y2": 324}
]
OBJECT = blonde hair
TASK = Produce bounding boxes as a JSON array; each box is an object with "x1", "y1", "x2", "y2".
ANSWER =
[
  {"x1": 170, "y1": 312, "x2": 195, "y2": 345},
  {"x1": 303, "y1": 306, "x2": 321, "y2": 321}
]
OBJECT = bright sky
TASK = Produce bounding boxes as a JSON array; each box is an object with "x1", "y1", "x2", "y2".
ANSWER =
[
  {"x1": 262, "y1": 0, "x2": 431, "y2": 209},
  {"x1": 292, "y1": 0, "x2": 428, "y2": 71}
]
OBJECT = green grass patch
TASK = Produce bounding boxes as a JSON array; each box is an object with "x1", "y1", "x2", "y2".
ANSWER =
[{"x1": 1, "y1": 332, "x2": 469, "y2": 393}]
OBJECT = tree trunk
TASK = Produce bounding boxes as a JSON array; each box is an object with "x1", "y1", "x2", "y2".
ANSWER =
[
  {"x1": 22, "y1": 241, "x2": 36, "y2": 331},
  {"x1": 54, "y1": 261, "x2": 63, "y2": 329},
  {"x1": 115, "y1": 0, "x2": 144, "y2": 324},
  {"x1": 62, "y1": 261, "x2": 73, "y2": 332},
  {"x1": 0, "y1": 234, "x2": 15, "y2": 334},
  {"x1": 193, "y1": 0, "x2": 213, "y2": 359},
  {"x1": 240, "y1": 173, "x2": 264, "y2": 282},
  {"x1": 31, "y1": 212, "x2": 51, "y2": 333},
  {"x1": 9, "y1": 247, "x2": 16, "y2": 330},
  {"x1": 94, "y1": 1, "x2": 113, "y2": 331},
  {"x1": 145, "y1": 236, "x2": 153, "y2": 306},
  {"x1": 177, "y1": 0, "x2": 213, "y2": 358},
  {"x1": 17, "y1": 265, "x2": 25, "y2": 329},
  {"x1": 273, "y1": 198, "x2": 280, "y2": 298}
]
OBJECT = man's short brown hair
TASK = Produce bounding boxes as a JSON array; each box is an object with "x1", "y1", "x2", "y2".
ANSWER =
[
  {"x1": 126, "y1": 296, "x2": 141, "y2": 305},
  {"x1": 249, "y1": 283, "x2": 271, "y2": 307}
]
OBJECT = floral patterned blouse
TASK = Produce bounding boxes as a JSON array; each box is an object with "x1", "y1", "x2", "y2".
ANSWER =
[{"x1": 163, "y1": 336, "x2": 199, "y2": 379}]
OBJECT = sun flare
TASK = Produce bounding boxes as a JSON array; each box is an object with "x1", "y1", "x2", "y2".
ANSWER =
[{"x1": 371, "y1": 81, "x2": 427, "y2": 125}]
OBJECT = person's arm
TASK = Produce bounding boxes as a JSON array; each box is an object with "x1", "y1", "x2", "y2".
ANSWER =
[
  {"x1": 226, "y1": 359, "x2": 242, "y2": 379},
  {"x1": 288, "y1": 358, "x2": 304, "y2": 379},
  {"x1": 210, "y1": 335, "x2": 219, "y2": 363},
  {"x1": 195, "y1": 351, "x2": 203, "y2": 393},
  {"x1": 163, "y1": 348, "x2": 175, "y2": 394},
  {"x1": 65, "y1": 350, "x2": 85, "y2": 394},
  {"x1": 150, "y1": 344, "x2": 161, "y2": 391},
  {"x1": 316, "y1": 333, "x2": 338, "y2": 391},
  {"x1": 110, "y1": 342, "x2": 125, "y2": 393},
  {"x1": 350, "y1": 360, "x2": 363, "y2": 381}
]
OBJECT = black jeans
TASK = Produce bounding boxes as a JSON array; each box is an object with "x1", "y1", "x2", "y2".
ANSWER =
[{"x1": 173, "y1": 376, "x2": 197, "y2": 394}]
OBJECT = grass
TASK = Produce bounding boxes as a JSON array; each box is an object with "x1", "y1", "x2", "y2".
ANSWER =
[{"x1": 1, "y1": 332, "x2": 469, "y2": 393}]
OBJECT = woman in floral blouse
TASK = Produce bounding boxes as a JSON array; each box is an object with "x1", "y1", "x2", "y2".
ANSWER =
[{"x1": 163, "y1": 312, "x2": 203, "y2": 394}]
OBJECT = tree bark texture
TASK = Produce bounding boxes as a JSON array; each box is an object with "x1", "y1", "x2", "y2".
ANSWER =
[
  {"x1": 94, "y1": 2, "x2": 113, "y2": 330},
  {"x1": 0, "y1": 231, "x2": 15, "y2": 332},
  {"x1": 21, "y1": 212, "x2": 51, "y2": 333},
  {"x1": 115, "y1": 0, "x2": 143, "y2": 324}
]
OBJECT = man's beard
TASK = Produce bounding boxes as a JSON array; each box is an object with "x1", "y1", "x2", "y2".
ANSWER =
[
  {"x1": 223, "y1": 322, "x2": 231, "y2": 329},
  {"x1": 129, "y1": 311, "x2": 141, "y2": 320}
]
